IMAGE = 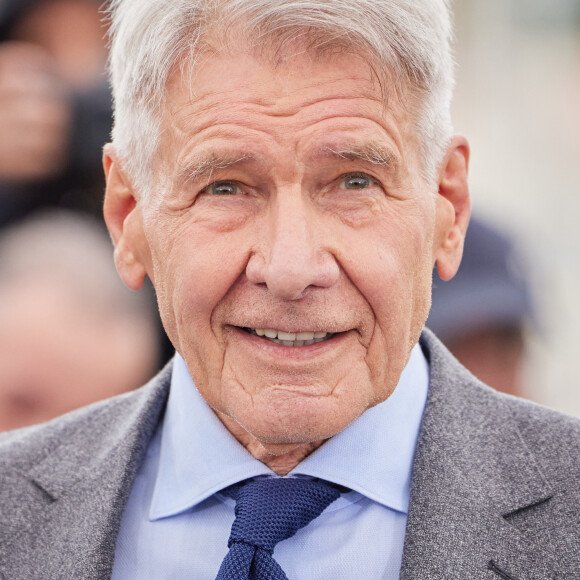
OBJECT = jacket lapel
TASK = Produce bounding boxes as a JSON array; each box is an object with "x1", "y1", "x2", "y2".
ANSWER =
[
  {"x1": 400, "y1": 331, "x2": 555, "y2": 579},
  {"x1": 0, "y1": 362, "x2": 172, "y2": 579}
]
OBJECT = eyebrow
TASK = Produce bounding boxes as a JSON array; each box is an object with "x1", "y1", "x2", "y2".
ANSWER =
[
  {"x1": 177, "y1": 141, "x2": 398, "y2": 185},
  {"x1": 178, "y1": 152, "x2": 254, "y2": 184},
  {"x1": 323, "y1": 143, "x2": 399, "y2": 169}
]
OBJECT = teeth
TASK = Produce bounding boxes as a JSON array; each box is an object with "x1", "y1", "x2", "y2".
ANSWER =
[
  {"x1": 277, "y1": 331, "x2": 296, "y2": 341},
  {"x1": 251, "y1": 328, "x2": 332, "y2": 347},
  {"x1": 296, "y1": 331, "x2": 314, "y2": 341}
]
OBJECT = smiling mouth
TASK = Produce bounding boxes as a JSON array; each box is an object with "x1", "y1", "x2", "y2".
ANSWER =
[{"x1": 241, "y1": 327, "x2": 336, "y2": 347}]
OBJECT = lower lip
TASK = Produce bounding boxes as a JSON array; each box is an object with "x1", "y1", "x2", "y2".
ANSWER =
[{"x1": 230, "y1": 326, "x2": 350, "y2": 359}]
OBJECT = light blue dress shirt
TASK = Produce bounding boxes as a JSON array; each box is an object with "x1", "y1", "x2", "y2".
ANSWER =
[{"x1": 112, "y1": 344, "x2": 429, "y2": 579}]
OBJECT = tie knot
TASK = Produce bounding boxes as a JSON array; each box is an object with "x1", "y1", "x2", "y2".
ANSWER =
[{"x1": 227, "y1": 477, "x2": 342, "y2": 553}]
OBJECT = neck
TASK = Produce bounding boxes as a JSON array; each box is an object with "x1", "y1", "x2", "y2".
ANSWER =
[{"x1": 216, "y1": 412, "x2": 326, "y2": 475}]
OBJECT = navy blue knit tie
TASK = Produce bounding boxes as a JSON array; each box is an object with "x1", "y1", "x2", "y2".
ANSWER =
[{"x1": 215, "y1": 477, "x2": 342, "y2": 580}]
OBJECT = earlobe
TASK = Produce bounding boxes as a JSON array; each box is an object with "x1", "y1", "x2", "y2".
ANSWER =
[
  {"x1": 103, "y1": 144, "x2": 150, "y2": 291},
  {"x1": 434, "y1": 135, "x2": 471, "y2": 281}
]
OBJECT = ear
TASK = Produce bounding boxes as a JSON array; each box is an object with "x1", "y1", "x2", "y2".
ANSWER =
[
  {"x1": 103, "y1": 144, "x2": 151, "y2": 290},
  {"x1": 433, "y1": 135, "x2": 471, "y2": 281}
]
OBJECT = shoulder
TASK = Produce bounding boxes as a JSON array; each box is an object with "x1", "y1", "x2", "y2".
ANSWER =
[
  {"x1": 420, "y1": 328, "x2": 580, "y2": 478},
  {"x1": 405, "y1": 330, "x2": 580, "y2": 577},
  {"x1": 0, "y1": 362, "x2": 173, "y2": 578},
  {"x1": 501, "y1": 389, "x2": 580, "y2": 485}
]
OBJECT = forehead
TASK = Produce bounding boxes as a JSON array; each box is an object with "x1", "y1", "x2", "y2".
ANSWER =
[
  {"x1": 154, "y1": 44, "x2": 421, "y2": 186},
  {"x1": 167, "y1": 46, "x2": 384, "y2": 116}
]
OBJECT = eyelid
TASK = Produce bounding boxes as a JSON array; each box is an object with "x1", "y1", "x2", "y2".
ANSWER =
[{"x1": 343, "y1": 171, "x2": 376, "y2": 180}]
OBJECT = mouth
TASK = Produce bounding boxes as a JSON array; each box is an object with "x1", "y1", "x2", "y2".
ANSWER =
[{"x1": 240, "y1": 327, "x2": 336, "y2": 347}]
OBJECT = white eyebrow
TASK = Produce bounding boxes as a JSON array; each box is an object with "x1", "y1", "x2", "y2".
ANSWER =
[
  {"x1": 178, "y1": 143, "x2": 398, "y2": 185},
  {"x1": 179, "y1": 153, "x2": 253, "y2": 184},
  {"x1": 325, "y1": 143, "x2": 398, "y2": 169}
]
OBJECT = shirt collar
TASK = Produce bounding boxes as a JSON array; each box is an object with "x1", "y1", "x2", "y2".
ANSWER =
[{"x1": 150, "y1": 343, "x2": 428, "y2": 520}]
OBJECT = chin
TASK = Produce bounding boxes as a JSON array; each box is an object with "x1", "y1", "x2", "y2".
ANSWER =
[{"x1": 240, "y1": 402, "x2": 362, "y2": 448}]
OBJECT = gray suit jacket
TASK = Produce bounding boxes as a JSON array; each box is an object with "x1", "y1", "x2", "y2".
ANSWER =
[{"x1": 0, "y1": 330, "x2": 579, "y2": 579}]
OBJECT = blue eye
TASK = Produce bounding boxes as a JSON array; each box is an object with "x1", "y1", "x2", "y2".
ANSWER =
[
  {"x1": 207, "y1": 181, "x2": 240, "y2": 195},
  {"x1": 341, "y1": 174, "x2": 372, "y2": 190}
]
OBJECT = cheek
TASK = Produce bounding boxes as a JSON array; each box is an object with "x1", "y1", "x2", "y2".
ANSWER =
[
  {"x1": 338, "y1": 214, "x2": 435, "y2": 388},
  {"x1": 151, "y1": 223, "x2": 252, "y2": 347},
  {"x1": 342, "y1": 215, "x2": 430, "y2": 309}
]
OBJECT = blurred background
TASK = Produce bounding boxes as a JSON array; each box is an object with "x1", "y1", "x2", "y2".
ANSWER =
[
  {"x1": 0, "y1": 0, "x2": 171, "y2": 431},
  {"x1": 0, "y1": 0, "x2": 578, "y2": 429},
  {"x1": 447, "y1": 0, "x2": 580, "y2": 415}
]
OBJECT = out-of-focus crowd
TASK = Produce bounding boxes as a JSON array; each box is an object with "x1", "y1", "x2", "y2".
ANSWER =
[
  {"x1": 0, "y1": 0, "x2": 169, "y2": 431},
  {"x1": 0, "y1": 0, "x2": 539, "y2": 432},
  {"x1": 0, "y1": 0, "x2": 110, "y2": 224}
]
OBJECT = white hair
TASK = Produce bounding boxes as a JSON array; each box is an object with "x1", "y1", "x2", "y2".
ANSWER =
[{"x1": 107, "y1": 0, "x2": 455, "y2": 198}]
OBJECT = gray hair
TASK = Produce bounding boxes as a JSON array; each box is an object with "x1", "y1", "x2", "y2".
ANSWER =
[{"x1": 107, "y1": 0, "x2": 455, "y2": 198}]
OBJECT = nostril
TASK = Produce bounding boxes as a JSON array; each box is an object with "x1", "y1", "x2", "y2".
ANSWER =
[
  {"x1": 247, "y1": 252, "x2": 317, "y2": 300},
  {"x1": 245, "y1": 252, "x2": 267, "y2": 286}
]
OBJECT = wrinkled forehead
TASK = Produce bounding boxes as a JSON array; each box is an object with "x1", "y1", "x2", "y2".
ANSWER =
[
  {"x1": 150, "y1": 41, "x2": 425, "y2": 204},
  {"x1": 165, "y1": 22, "x2": 414, "y2": 118}
]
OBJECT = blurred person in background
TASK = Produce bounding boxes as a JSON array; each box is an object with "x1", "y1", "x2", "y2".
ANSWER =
[
  {"x1": 0, "y1": 0, "x2": 175, "y2": 363},
  {"x1": 427, "y1": 215, "x2": 535, "y2": 398},
  {"x1": 0, "y1": 210, "x2": 161, "y2": 431},
  {"x1": 0, "y1": 0, "x2": 111, "y2": 227}
]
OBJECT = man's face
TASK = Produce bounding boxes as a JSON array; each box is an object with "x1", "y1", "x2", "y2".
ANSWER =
[{"x1": 105, "y1": 46, "x2": 468, "y2": 452}]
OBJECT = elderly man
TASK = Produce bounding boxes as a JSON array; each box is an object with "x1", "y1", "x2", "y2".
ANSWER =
[{"x1": 0, "y1": 0, "x2": 579, "y2": 578}]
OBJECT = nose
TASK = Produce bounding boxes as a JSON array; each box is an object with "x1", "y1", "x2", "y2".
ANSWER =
[{"x1": 246, "y1": 191, "x2": 340, "y2": 300}]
